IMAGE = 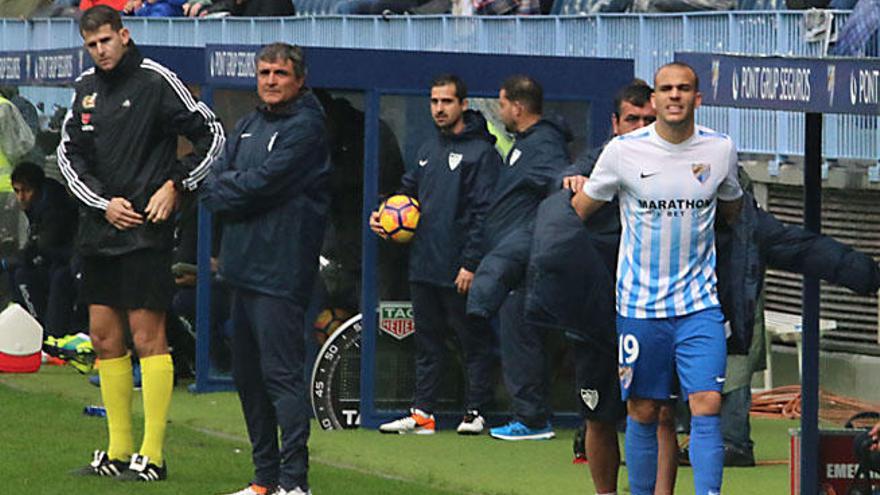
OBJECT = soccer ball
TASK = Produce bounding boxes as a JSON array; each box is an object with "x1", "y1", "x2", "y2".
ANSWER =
[
  {"x1": 378, "y1": 195, "x2": 420, "y2": 243},
  {"x1": 313, "y1": 307, "x2": 353, "y2": 345}
]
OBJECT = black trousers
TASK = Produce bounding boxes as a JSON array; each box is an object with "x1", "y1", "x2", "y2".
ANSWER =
[
  {"x1": 231, "y1": 288, "x2": 309, "y2": 491},
  {"x1": 499, "y1": 288, "x2": 551, "y2": 428},
  {"x1": 411, "y1": 282, "x2": 494, "y2": 414},
  {"x1": 10, "y1": 261, "x2": 76, "y2": 338}
]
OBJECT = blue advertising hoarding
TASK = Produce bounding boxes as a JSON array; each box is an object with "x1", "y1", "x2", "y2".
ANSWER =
[
  {"x1": 0, "y1": 52, "x2": 27, "y2": 84},
  {"x1": 676, "y1": 51, "x2": 879, "y2": 495},
  {"x1": 677, "y1": 52, "x2": 880, "y2": 115},
  {"x1": 0, "y1": 48, "x2": 91, "y2": 85},
  {"x1": 0, "y1": 46, "x2": 200, "y2": 86}
]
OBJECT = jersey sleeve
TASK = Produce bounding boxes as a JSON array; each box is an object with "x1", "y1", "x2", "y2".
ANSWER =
[
  {"x1": 717, "y1": 140, "x2": 744, "y2": 201},
  {"x1": 582, "y1": 141, "x2": 620, "y2": 202}
]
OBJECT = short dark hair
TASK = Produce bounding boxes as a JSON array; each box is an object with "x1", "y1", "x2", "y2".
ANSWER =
[
  {"x1": 11, "y1": 162, "x2": 45, "y2": 190},
  {"x1": 501, "y1": 75, "x2": 543, "y2": 115},
  {"x1": 613, "y1": 79, "x2": 653, "y2": 117},
  {"x1": 430, "y1": 74, "x2": 467, "y2": 101},
  {"x1": 80, "y1": 5, "x2": 124, "y2": 35},
  {"x1": 655, "y1": 62, "x2": 700, "y2": 91},
  {"x1": 257, "y1": 43, "x2": 307, "y2": 79}
]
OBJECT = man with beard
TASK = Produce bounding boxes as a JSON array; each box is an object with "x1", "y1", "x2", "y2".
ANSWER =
[
  {"x1": 480, "y1": 75, "x2": 572, "y2": 441},
  {"x1": 371, "y1": 74, "x2": 500, "y2": 435}
]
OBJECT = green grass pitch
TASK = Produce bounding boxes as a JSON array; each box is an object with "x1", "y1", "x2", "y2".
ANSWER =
[{"x1": 1, "y1": 366, "x2": 796, "y2": 494}]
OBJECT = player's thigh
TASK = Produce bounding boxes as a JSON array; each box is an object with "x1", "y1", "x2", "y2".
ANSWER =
[
  {"x1": 674, "y1": 308, "x2": 727, "y2": 397},
  {"x1": 617, "y1": 315, "x2": 675, "y2": 401}
]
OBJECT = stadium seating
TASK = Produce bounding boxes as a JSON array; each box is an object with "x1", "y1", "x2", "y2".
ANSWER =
[{"x1": 4, "y1": 11, "x2": 878, "y2": 161}]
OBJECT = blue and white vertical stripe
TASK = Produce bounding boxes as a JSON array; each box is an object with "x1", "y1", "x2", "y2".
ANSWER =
[{"x1": 616, "y1": 195, "x2": 720, "y2": 319}]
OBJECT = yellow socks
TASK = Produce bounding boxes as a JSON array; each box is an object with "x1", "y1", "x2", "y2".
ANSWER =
[
  {"x1": 138, "y1": 353, "x2": 174, "y2": 465},
  {"x1": 98, "y1": 353, "x2": 134, "y2": 462}
]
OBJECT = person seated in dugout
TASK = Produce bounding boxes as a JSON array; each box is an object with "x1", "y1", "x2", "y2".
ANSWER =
[
  {"x1": 3, "y1": 162, "x2": 80, "y2": 338},
  {"x1": 169, "y1": 193, "x2": 231, "y2": 374}
]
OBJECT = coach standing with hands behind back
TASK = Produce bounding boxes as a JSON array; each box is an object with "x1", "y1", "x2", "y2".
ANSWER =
[{"x1": 201, "y1": 43, "x2": 331, "y2": 495}]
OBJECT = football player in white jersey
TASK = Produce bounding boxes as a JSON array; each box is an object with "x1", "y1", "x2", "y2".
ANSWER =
[{"x1": 571, "y1": 62, "x2": 743, "y2": 495}]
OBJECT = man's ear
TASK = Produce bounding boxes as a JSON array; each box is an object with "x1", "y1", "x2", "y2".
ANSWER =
[{"x1": 119, "y1": 27, "x2": 131, "y2": 46}]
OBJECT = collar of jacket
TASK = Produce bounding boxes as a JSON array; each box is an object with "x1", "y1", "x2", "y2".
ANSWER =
[
  {"x1": 257, "y1": 88, "x2": 314, "y2": 119},
  {"x1": 95, "y1": 41, "x2": 144, "y2": 84},
  {"x1": 515, "y1": 115, "x2": 573, "y2": 143},
  {"x1": 437, "y1": 109, "x2": 496, "y2": 145}
]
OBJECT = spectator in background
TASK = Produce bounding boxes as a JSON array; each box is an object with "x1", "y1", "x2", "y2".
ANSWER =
[
  {"x1": 4, "y1": 162, "x2": 79, "y2": 338},
  {"x1": 0, "y1": 92, "x2": 36, "y2": 191},
  {"x1": 123, "y1": 0, "x2": 186, "y2": 16},
  {"x1": 0, "y1": 91, "x2": 35, "y2": 176},
  {"x1": 474, "y1": 0, "x2": 541, "y2": 14},
  {"x1": 334, "y1": 0, "x2": 438, "y2": 14},
  {"x1": 0, "y1": 87, "x2": 47, "y2": 166},
  {"x1": 190, "y1": 0, "x2": 294, "y2": 16},
  {"x1": 830, "y1": 0, "x2": 880, "y2": 57},
  {"x1": 0, "y1": 87, "x2": 38, "y2": 136},
  {"x1": 80, "y1": 0, "x2": 129, "y2": 11},
  {"x1": 631, "y1": 0, "x2": 735, "y2": 10},
  {"x1": 182, "y1": 0, "x2": 212, "y2": 15}
]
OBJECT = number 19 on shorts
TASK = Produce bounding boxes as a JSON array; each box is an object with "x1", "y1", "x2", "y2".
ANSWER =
[{"x1": 618, "y1": 334, "x2": 639, "y2": 366}]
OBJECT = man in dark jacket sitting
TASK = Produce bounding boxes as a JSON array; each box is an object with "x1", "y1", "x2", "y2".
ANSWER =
[
  {"x1": 370, "y1": 74, "x2": 501, "y2": 436},
  {"x1": 5, "y1": 162, "x2": 79, "y2": 338},
  {"x1": 202, "y1": 43, "x2": 330, "y2": 495}
]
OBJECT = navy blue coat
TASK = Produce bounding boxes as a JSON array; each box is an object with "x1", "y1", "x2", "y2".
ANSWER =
[
  {"x1": 201, "y1": 90, "x2": 332, "y2": 302},
  {"x1": 515, "y1": 189, "x2": 880, "y2": 355},
  {"x1": 398, "y1": 110, "x2": 501, "y2": 287},
  {"x1": 472, "y1": 140, "x2": 880, "y2": 353},
  {"x1": 483, "y1": 116, "x2": 572, "y2": 250},
  {"x1": 467, "y1": 115, "x2": 571, "y2": 317}
]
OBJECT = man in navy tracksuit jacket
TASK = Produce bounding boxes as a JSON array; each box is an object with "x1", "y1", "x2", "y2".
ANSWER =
[
  {"x1": 201, "y1": 44, "x2": 330, "y2": 495},
  {"x1": 474, "y1": 75, "x2": 572, "y2": 441},
  {"x1": 371, "y1": 75, "x2": 501, "y2": 435}
]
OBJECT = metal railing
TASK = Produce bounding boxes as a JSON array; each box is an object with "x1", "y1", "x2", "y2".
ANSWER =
[{"x1": 2, "y1": 12, "x2": 877, "y2": 159}]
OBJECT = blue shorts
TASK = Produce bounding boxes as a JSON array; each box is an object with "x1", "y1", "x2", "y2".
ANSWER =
[{"x1": 617, "y1": 307, "x2": 726, "y2": 401}]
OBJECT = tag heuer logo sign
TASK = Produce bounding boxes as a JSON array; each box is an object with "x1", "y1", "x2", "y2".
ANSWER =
[{"x1": 378, "y1": 301, "x2": 415, "y2": 340}]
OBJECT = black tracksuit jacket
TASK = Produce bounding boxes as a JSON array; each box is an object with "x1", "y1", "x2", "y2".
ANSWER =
[{"x1": 57, "y1": 42, "x2": 225, "y2": 257}]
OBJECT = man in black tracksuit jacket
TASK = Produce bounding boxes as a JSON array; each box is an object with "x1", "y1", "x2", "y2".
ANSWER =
[
  {"x1": 58, "y1": 6, "x2": 224, "y2": 481},
  {"x1": 371, "y1": 75, "x2": 500, "y2": 435},
  {"x1": 201, "y1": 44, "x2": 331, "y2": 495},
  {"x1": 473, "y1": 75, "x2": 572, "y2": 441}
]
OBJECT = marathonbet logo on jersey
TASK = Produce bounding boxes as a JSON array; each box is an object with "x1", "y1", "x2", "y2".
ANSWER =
[{"x1": 637, "y1": 197, "x2": 714, "y2": 217}]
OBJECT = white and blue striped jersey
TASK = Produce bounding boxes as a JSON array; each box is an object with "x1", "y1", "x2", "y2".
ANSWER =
[{"x1": 583, "y1": 124, "x2": 743, "y2": 319}]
